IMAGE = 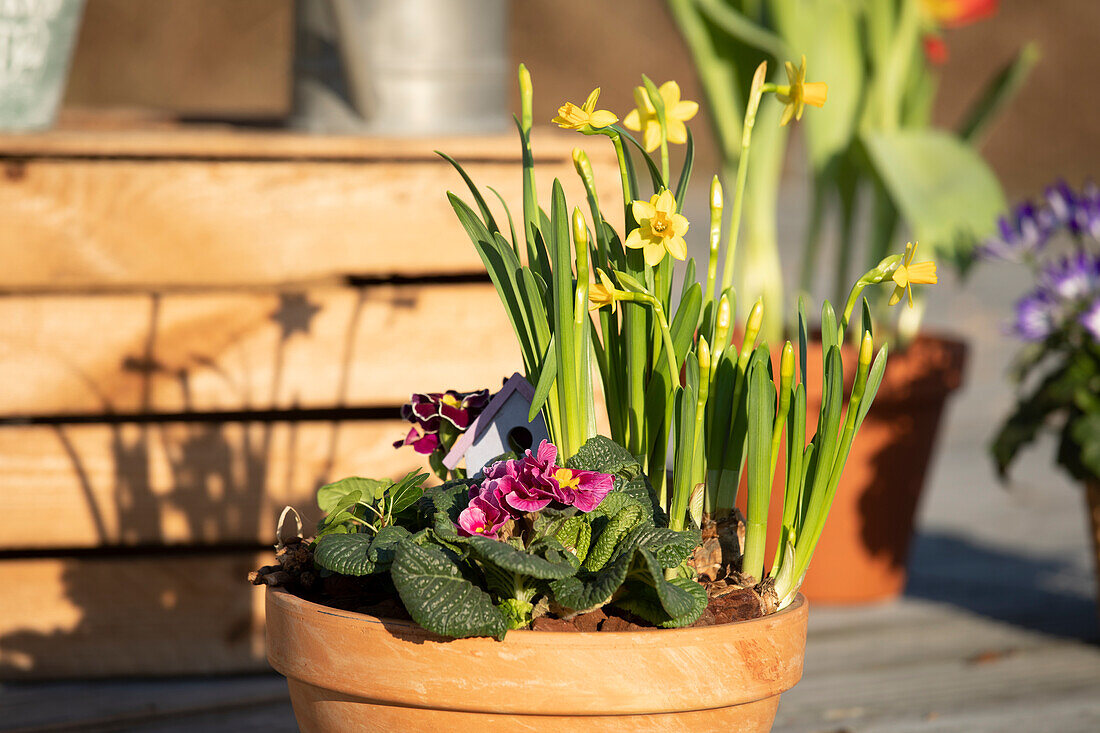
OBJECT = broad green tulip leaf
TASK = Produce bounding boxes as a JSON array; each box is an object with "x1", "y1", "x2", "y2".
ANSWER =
[{"x1": 863, "y1": 129, "x2": 1005, "y2": 264}]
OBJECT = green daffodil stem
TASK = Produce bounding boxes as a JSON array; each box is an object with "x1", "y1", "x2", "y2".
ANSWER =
[
  {"x1": 518, "y1": 64, "x2": 539, "y2": 257},
  {"x1": 572, "y1": 207, "x2": 595, "y2": 446},
  {"x1": 720, "y1": 62, "x2": 768, "y2": 296},
  {"x1": 620, "y1": 292, "x2": 679, "y2": 383},
  {"x1": 642, "y1": 74, "x2": 671, "y2": 186},
  {"x1": 608, "y1": 131, "x2": 635, "y2": 223},
  {"x1": 692, "y1": 337, "x2": 712, "y2": 494},
  {"x1": 838, "y1": 255, "x2": 903, "y2": 341},
  {"x1": 877, "y1": 0, "x2": 921, "y2": 131},
  {"x1": 769, "y1": 342, "x2": 795, "y2": 485},
  {"x1": 600, "y1": 126, "x2": 646, "y2": 457}
]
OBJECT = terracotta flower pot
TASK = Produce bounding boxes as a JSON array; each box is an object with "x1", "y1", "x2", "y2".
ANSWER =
[
  {"x1": 266, "y1": 586, "x2": 808, "y2": 732},
  {"x1": 737, "y1": 333, "x2": 967, "y2": 604}
]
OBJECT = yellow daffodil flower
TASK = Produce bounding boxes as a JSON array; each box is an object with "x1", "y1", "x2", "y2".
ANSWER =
[
  {"x1": 889, "y1": 241, "x2": 938, "y2": 307},
  {"x1": 588, "y1": 269, "x2": 621, "y2": 313},
  {"x1": 623, "y1": 80, "x2": 698, "y2": 152},
  {"x1": 775, "y1": 55, "x2": 828, "y2": 126},
  {"x1": 624, "y1": 189, "x2": 689, "y2": 267},
  {"x1": 552, "y1": 88, "x2": 618, "y2": 131}
]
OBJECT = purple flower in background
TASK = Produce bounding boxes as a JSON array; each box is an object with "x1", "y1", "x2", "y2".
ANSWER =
[
  {"x1": 978, "y1": 201, "x2": 1055, "y2": 262},
  {"x1": 1045, "y1": 179, "x2": 1100, "y2": 238},
  {"x1": 1039, "y1": 252, "x2": 1100, "y2": 303},
  {"x1": 394, "y1": 388, "x2": 490, "y2": 454},
  {"x1": 1080, "y1": 298, "x2": 1100, "y2": 342},
  {"x1": 1011, "y1": 291, "x2": 1059, "y2": 341},
  {"x1": 1079, "y1": 181, "x2": 1100, "y2": 239},
  {"x1": 1045, "y1": 180, "x2": 1078, "y2": 231}
]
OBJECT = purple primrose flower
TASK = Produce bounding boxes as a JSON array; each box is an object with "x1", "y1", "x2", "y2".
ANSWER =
[
  {"x1": 456, "y1": 440, "x2": 616, "y2": 539},
  {"x1": 394, "y1": 388, "x2": 490, "y2": 455}
]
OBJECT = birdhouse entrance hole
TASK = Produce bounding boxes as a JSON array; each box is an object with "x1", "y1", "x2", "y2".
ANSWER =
[{"x1": 507, "y1": 425, "x2": 533, "y2": 454}]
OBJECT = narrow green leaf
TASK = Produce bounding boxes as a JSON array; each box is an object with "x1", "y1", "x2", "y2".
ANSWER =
[
  {"x1": 674, "y1": 128, "x2": 695, "y2": 209},
  {"x1": 437, "y1": 151, "x2": 499, "y2": 234},
  {"x1": 528, "y1": 334, "x2": 557, "y2": 422},
  {"x1": 615, "y1": 125, "x2": 664, "y2": 192},
  {"x1": 959, "y1": 43, "x2": 1039, "y2": 145}
]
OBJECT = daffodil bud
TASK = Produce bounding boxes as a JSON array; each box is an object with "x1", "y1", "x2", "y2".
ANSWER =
[
  {"x1": 710, "y1": 175, "x2": 723, "y2": 212},
  {"x1": 739, "y1": 298, "x2": 764, "y2": 367},
  {"x1": 697, "y1": 336, "x2": 711, "y2": 381},
  {"x1": 572, "y1": 148, "x2": 593, "y2": 181},
  {"x1": 518, "y1": 64, "x2": 533, "y2": 128},
  {"x1": 864, "y1": 253, "x2": 903, "y2": 285},
  {"x1": 858, "y1": 331, "x2": 873, "y2": 373},
  {"x1": 780, "y1": 341, "x2": 794, "y2": 387},
  {"x1": 745, "y1": 299, "x2": 764, "y2": 344},
  {"x1": 712, "y1": 295, "x2": 732, "y2": 358},
  {"x1": 572, "y1": 207, "x2": 590, "y2": 250}
]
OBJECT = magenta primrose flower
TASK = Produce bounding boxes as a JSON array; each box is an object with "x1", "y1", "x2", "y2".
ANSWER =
[
  {"x1": 394, "y1": 388, "x2": 490, "y2": 455},
  {"x1": 455, "y1": 440, "x2": 615, "y2": 539}
]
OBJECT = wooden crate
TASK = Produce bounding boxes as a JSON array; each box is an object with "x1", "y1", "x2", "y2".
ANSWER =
[{"x1": 0, "y1": 125, "x2": 621, "y2": 678}]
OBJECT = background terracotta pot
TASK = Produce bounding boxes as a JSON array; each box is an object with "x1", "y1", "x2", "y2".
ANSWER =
[
  {"x1": 737, "y1": 333, "x2": 968, "y2": 604},
  {"x1": 1087, "y1": 482, "x2": 1100, "y2": 621},
  {"x1": 266, "y1": 587, "x2": 808, "y2": 732}
]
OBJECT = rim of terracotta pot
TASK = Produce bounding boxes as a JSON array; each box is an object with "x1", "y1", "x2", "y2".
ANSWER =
[{"x1": 266, "y1": 586, "x2": 808, "y2": 716}]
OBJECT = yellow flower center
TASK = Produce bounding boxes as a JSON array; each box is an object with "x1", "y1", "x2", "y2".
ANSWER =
[
  {"x1": 554, "y1": 468, "x2": 580, "y2": 491},
  {"x1": 441, "y1": 394, "x2": 461, "y2": 407},
  {"x1": 650, "y1": 212, "x2": 671, "y2": 236}
]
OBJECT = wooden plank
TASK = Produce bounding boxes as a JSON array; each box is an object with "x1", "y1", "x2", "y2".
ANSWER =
[
  {"x1": 0, "y1": 282, "x2": 520, "y2": 416},
  {"x1": 62, "y1": 0, "x2": 293, "y2": 118},
  {"x1": 0, "y1": 127, "x2": 594, "y2": 162},
  {"x1": 0, "y1": 132, "x2": 622, "y2": 289},
  {"x1": 0, "y1": 553, "x2": 270, "y2": 680},
  {"x1": 0, "y1": 420, "x2": 430, "y2": 549}
]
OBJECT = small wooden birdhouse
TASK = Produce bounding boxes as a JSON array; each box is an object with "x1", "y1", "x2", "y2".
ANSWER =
[{"x1": 442, "y1": 373, "x2": 549, "y2": 477}]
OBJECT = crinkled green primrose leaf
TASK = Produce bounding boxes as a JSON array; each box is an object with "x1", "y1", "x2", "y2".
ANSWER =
[
  {"x1": 391, "y1": 541, "x2": 507, "y2": 639},
  {"x1": 464, "y1": 535, "x2": 577, "y2": 580}
]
